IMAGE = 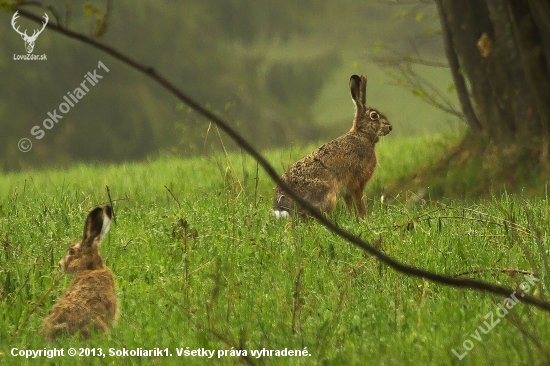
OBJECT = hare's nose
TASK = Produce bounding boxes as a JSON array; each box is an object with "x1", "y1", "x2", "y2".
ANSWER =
[{"x1": 388, "y1": 125, "x2": 392, "y2": 131}]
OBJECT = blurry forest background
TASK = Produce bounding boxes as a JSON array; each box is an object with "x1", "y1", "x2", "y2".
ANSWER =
[{"x1": 0, "y1": 0, "x2": 460, "y2": 171}]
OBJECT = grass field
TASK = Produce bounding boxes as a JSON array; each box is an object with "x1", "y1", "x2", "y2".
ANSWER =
[{"x1": 1, "y1": 133, "x2": 549, "y2": 365}]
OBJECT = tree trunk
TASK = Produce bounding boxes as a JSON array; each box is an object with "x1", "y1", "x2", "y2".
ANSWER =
[{"x1": 437, "y1": 0, "x2": 550, "y2": 161}]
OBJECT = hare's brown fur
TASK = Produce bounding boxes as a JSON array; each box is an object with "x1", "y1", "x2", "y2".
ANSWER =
[
  {"x1": 273, "y1": 74, "x2": 392, "y2": 218},
  {"x1": 41, "y1": 205, "x2": 118, "y2": 341}
]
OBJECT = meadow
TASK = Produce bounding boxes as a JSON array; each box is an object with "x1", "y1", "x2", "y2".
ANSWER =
[{"x1": 1, "y1": 133, "x2": 549, "y2": 365}]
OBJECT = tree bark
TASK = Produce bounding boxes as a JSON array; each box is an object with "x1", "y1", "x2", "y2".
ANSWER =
[
  {"x1": 435, "y1": 0, "x2": 482, "y2": 132},
  {"x1": 437, "y1": 0, "x2": 550, "y2": 159}
]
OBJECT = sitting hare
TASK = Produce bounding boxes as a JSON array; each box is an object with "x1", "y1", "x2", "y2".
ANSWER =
[
  {"x1": 273, "y1": 74, "x2": 392, "y2": 219},
  {"x1": 42, "y1": 205, "x2": 118, "y2": 341}
]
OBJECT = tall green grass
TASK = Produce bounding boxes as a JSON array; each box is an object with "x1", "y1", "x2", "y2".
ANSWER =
[{"x1": 1, "y1": 133, "x2": 549, "y2": 365}]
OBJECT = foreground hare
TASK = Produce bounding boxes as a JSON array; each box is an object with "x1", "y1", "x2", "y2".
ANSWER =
[
  {"x1": 42, "y1": 205, "x2": 118, "y2": 341},
  {"x1": 273, "y1": 74, "x2": 392, "y2": 219}
]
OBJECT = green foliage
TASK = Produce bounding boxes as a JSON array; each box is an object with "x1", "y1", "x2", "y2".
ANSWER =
[
  {"x1": 83, "y1": 2, "x2": 110, "y2": 38},
  {"x1": 0, "y1": 0, "x2": 16, "y2": 12},
  {"x1": 215, "y1": 0, "x2": 326, "y2": 44},
  {"x1": 372, "y1": 1, "x2": 461, "y2": 124},
  {"x1": 0, "y1": 0, "x2": 462, "y2": 173},
  {"x1": 0, "y1": 1, "x2": 337, "y2": 171},
  {"x1": 82, "y1": 3, "x2": 104, "y2": 19},
  {"x1": 1, "y1": 134, "x2": 549, "y2": 364},
  {"x1": 398, "y1": 133, "x2": 550, "y2": 199}
]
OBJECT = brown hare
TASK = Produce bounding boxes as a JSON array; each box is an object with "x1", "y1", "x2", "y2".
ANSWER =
[
  {"x1": 41, "y1": 205, "x2": 118, "y2": 341},
  {"x1": 273, "y1": 74, "x2": 392, "y2": 219}
]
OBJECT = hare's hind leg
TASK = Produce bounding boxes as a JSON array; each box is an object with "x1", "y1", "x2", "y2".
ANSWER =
[
  {"x1": 42, "y1": 322, "x2": 69, "y2": 342},
  {"x1": 349, "y1": 184, "x2": 366, "y2": 219},
  {"x1": 343, "y1": 193, "x2": 354, "y2": 214},
  {"x1": 343, "y1": 192, "x2": 365, "y2": 219},
  {"x1": 303, "y1": 180, "x2": 337, "y2": 216},
  {"x1": 319, "y1": 191, "x2": 337, "y2": 216}
]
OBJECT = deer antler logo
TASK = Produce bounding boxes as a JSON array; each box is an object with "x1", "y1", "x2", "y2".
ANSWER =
[{"x1": 11, "y1": 11, "x2": 49, "y2": 54}]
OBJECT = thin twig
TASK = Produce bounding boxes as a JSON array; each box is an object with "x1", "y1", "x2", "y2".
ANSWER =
[
  {"x1": 292, "y1": 267, "x2": 303, "y2": 335},
  {"x1": 163, "y1": 185, "x2": 181, "y2": 210},
  {"x1": 443, "y1": 204, "x2": 533, "y2": 235},
  {"x1": 105, "y1": 184, "x2": 117, "y2": 225},
  {"x1": 159, "y1": 288, "x2": 258, "y2": 366},
  {"x1": 11, "y1": 273, "x2": 65, "y2": 342},
  {"x1": 372, "y1": 54, "x2": 449, "y2": 68},
  {"x1": 453, "y1": 268, "x2": 538, "y2": 278},
  {"x1": 2, "y1": 236, "x2": 40, "y2": 261},
  {"x1": 389, "y1": 206, "x2": 532, "y2": 237}
]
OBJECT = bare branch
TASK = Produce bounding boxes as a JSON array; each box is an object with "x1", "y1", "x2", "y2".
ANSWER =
[
  {"x1": 372, "y1": 41, "x2": 464, "y2": 119},
  {"x1": 373, "y1": 0, "x2": 433, "y2": 6},
  {"x1": 164, "y1": 185, "x2": 181, "y2": 210},
  {"x1": 12, "y1": 7, "x2": 550, "y2": 312},
  {"x1": 379, "y1": 62, "x2": 465, "y2": 118},
  {"x1": 105, "y1": 185, "x2": 117, "y2": 225}
]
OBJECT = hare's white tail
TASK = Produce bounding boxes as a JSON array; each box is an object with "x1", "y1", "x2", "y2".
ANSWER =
[
  {"x1": 273, "y1": 193, "x2": 291, "y2": 219},
  {"x1": 273, "y1": 209, "x2": 290, "y2": 219}
]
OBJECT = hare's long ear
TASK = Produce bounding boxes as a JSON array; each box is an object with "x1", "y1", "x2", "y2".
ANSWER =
[
  {"x1": 359, "y1": 75, "x2": 367, "y2": 105},
  {"x1": 350, "y1": 75, "x2": 366, "y2": 131},
  {"x1": 82, "y1": 205, "x2": 112, "y2": 247},
  {"x1": 349, "y1": 75, "x2": 362, "y2": 110}
]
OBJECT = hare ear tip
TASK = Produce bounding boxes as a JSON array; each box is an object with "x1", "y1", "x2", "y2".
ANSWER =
[
  {"x1": 350, "y1": 75, "x2": 362, "y2": 86},
  {"x1": 103, "y1": 205, "x2": 112, "y2": 219}
]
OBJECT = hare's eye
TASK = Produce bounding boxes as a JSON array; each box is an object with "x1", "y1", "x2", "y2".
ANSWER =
[
  {"x1": 369, "y1": 111, "x2": 379, "y2": 120},
  {"x1": 68, "y1": 248, "x2": 75, "y2": 255}
]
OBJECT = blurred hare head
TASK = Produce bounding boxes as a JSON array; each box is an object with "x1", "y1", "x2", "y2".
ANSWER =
[{"x1": 61, "y1": 205, "x2": 112, "y2": 272}]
